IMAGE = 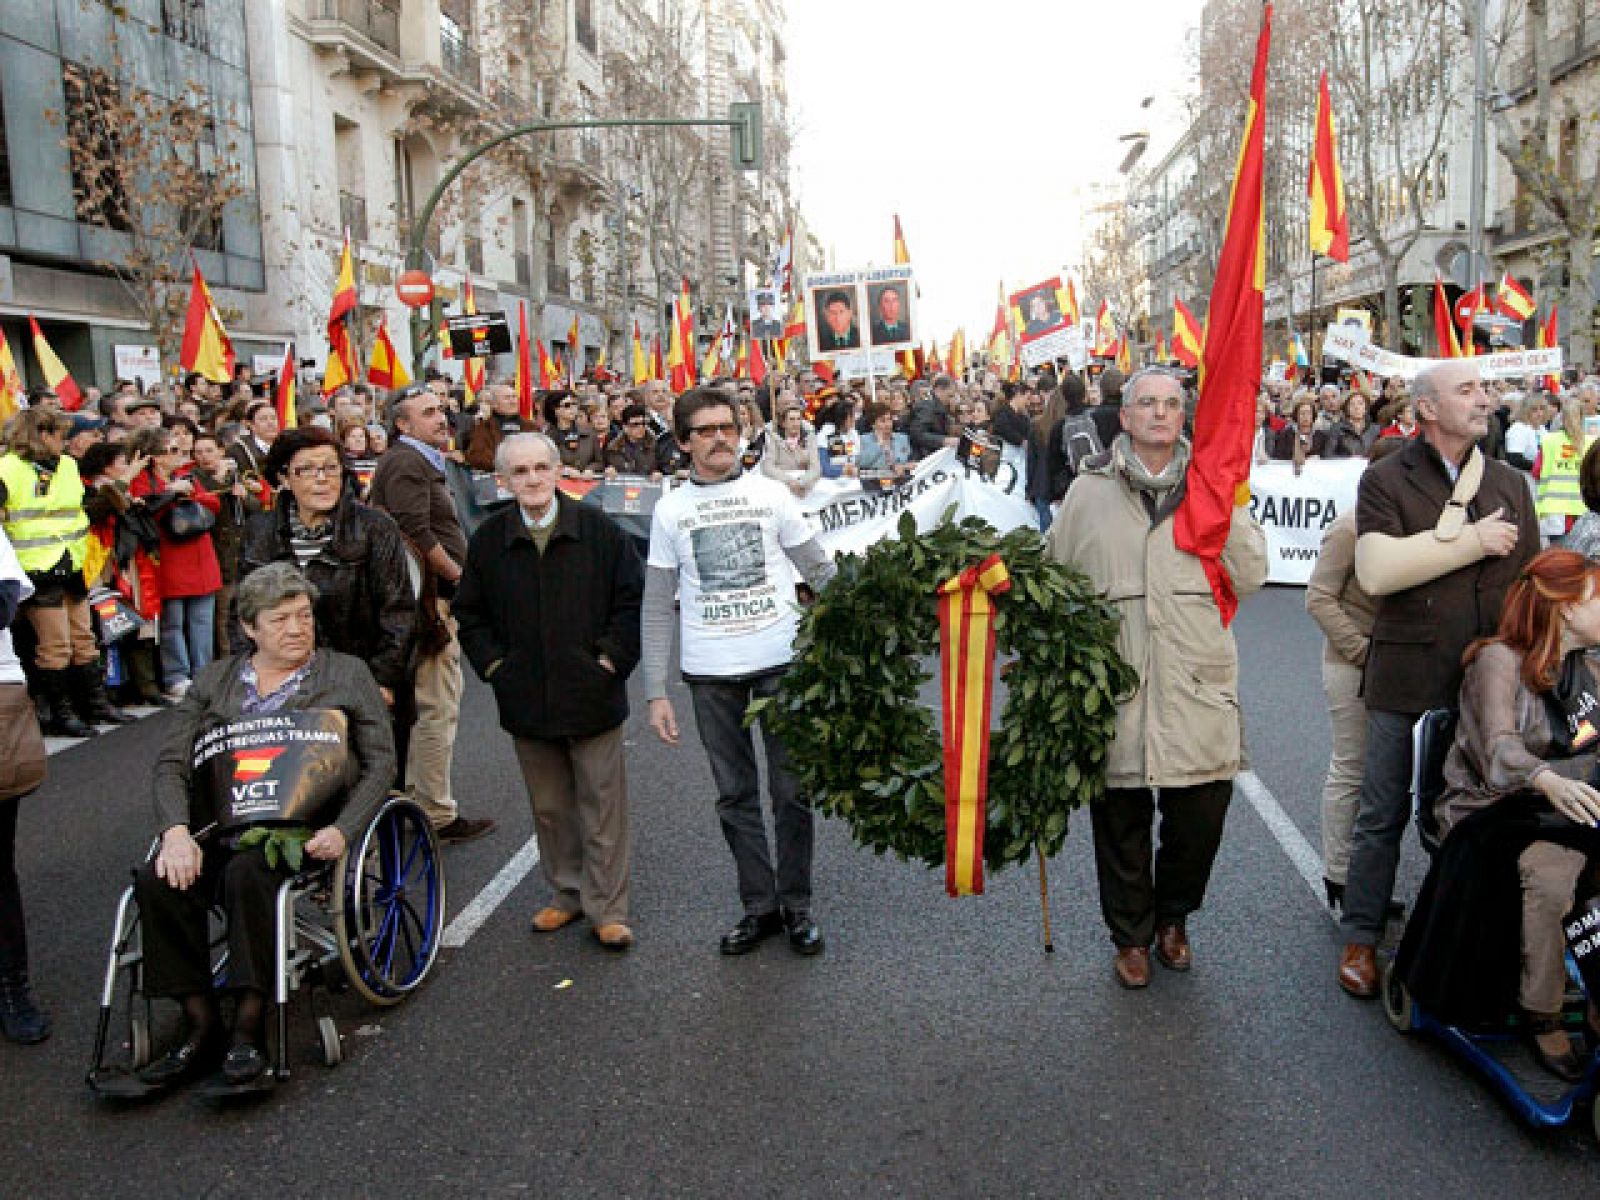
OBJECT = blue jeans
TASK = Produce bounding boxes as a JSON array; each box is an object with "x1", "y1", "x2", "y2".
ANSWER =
[{"x1": 159, "y1": 594, "x2": 216, "y2": 689}]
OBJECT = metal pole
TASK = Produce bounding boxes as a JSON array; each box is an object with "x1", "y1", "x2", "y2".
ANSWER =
[{"x1": 1468, "y1": 0, "x2": 1488, "y2": 292}]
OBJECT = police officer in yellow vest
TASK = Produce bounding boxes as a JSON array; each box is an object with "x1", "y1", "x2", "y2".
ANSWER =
[
  {"x1": 1534, "y1": 397, "x2": 1588, "y2": 541},
  {"x1": 0, "y1": 406, "x2": 127, "y2": 736}
]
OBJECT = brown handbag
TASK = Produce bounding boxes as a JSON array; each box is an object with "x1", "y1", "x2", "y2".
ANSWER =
[{"x1": 0, "y1": 684, "x2": 47, "y2": 800}]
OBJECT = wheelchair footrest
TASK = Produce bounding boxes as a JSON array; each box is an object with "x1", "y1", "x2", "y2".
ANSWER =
[
  {"x1": 195, "y1": 1073, "x2": 277, "y2": 1102},
  {"x1": 86, "y1": 1069, "x2": 166, "y2": 1102}
]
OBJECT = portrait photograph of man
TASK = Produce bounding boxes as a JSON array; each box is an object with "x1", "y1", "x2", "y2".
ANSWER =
[
  {"x1": 750, "y1": 290, "x2": 784, "y2": 340},
  {"x1": 813, "y1": 287, "x2": 862, "y2": 353},
  {"x1": 867, "y1": 282, "x2": 914, "y2": 348},
  {"x1": 1021, "y1": 288, "x2": 1064, "y2": 338}
]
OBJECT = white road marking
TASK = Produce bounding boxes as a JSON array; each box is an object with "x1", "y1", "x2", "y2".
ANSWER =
[
  {"x1": 1236, "y1": 769, "x2": 1336, "y2": 924},
  {"x1": 440, "y1": 834, "x2": 542, "y2": 949}
]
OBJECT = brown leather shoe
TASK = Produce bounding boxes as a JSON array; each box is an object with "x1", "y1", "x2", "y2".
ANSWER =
[
  {"x1": 1153, "y1": 922, "x2": 1192, "y2": 971},
  {"x1": 531, "y1": 907, "x2": 580, "y2": 933},
  {"x1": 1113, "y1": 946, "x2": 1151, "y2": 989},
  {"x1": 1338, "y1": 944, "x2": 1377, "y2": 997},
  {"x1": 594, "y1": 923, "x2": 635, "y2": 951}
]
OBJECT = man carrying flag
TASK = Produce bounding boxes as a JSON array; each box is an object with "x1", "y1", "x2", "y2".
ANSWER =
[{"x1": 1047, "y1": 7, "x2": 1271, "y2": 992}]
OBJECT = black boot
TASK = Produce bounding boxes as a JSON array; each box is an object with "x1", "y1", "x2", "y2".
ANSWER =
[
  {"x1": 71, "y1": 663, "x2": 132, "y2": 725},
  {"x1": 0, "y1": 970, "x2": 51, "y2": 1044},
  {"x1": 37, "y1": 670, "x2": 95, "y2": 738}
]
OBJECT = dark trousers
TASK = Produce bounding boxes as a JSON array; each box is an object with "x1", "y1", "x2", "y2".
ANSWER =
[
  {"x1": 0, "y1": 797, "x2": 23, "y2": 975},
  {"x1": 135, "y1": 844, "x2": 288, "y2": 998},
  {"x1": 1089, "y1": 780, "x2": 1233, "y2": 948},
  {"x1": 1340, "y1": 707, "x2": 1418, "y2": 944},
  {"x1": 688, "y1": 671, "x2": 813, "y2": 917}
]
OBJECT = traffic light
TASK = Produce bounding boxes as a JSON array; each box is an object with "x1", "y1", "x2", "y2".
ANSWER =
[{"x1": 729, "y1": 102, "x2": 762, "y2": 171}]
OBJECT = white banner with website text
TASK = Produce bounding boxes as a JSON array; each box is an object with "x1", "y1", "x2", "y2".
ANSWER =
[
  {"x1": 797, "y1": 448, "x2": 1037, "y2": 557},
  {"x1": 1246, "y1": 458, "x2": 1366, "y2": 584}
]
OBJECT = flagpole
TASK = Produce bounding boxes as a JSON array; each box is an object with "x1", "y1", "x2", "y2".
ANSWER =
[{"x1": 1309, "y1": 253, "x2": 1320, "y2": 367}]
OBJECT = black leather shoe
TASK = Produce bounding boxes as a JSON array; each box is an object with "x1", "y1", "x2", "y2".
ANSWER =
[
  {"x1": 136, "y1": 1030, "x2": 223, "y2": 1088},
  {"x1": 1526, "y1": 1017, "x2": 1586, "y2": 1083},
  {"x1": 221, "y1": 1041, "x2": 267, "y2": 1086},
  {"x1": 783, "y1": 910, "x2": 825, "y2": 956},
  {"x1": 719, "y1": 911, "x2": 784, "y2": 955}
]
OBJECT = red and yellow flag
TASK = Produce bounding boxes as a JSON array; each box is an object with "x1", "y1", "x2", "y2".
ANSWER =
[
  {"x1": 1455, "y1": 283, "x2": 1484, "y2": 356},
  {"x1": 677, "y1": 279, "x2": 697, "y2": 387},
  {"x1": 367, "y1": 314, "x2": 410, "y2": 390},
  {"x1": 515, "y1": 304, "x2": 535, "y2": 420},
  {"x1": 748, "y1": 331, "x2": 767, "y2": 386},
  {"x1": 1538, "y1": 306, "x2": 1560, "y2": 392},
  {"x1": 461, "y1": 278, "x2": 486, "y2": 403},
  {"x1": 667, "y1": 306, "x2": 692, "y2": 393},
  {"x1": 1093, "y1": 300, "x2": 1117, "y2": 357},
  {"x1": 27, "y1": 316, "x2": 82, "y2": 411},
  {"x1": 1062, "y1": 277, "x2": 1082, "y2": 328},
  {"x1": 566, "y1": 313, "x2": 582, "y2": 383},
  {"x1": 0, "y1": 333, "x2": 23, "y2": 426},
  {"x1": 179, "y1": 260, "x2": 236, "y2": 383},
  {"x1": 1433, "y1": 274, "x2": 1462, "y2": 358},
  {"x1": 323, "y1": 235, "x2": 359, "y2": 396},
  {"x1": 536, "y1": 338, "x2": 558, "y2": 390},
  {"x1": 650, "y1": 334, "x2": 665, "y2": 383},
  {"x1": 1170, "y1": 299, "x2": 1202, "y2": 368},
  {"x1": 1172, "y1": 2, "x2": 1272, "y2": 628},
  {"x1": 1308, "y1": 69, "x2": 1349, "y2": 263},
  {"x1": 938, "y1": 555, "x2": 1012, "y2": 897},
  {"x1": 1497, "y1": 272, "x2": 1535, "y2": 321},
  {"x1": 631, "y1": 321, "x2": 649, "y2": 385},
  {"x1": 275, "y1": 341, "x2": 298, "y2": 431},
  {"x1": 1154, "y1": 331, "x2": 1169, "y2": 364},
  {"x1": 893, "y1": 214, "x2": 911, "y2": 265},
  {"x1": 948, "y1": 328, "x2": 967, "y2": 378}
]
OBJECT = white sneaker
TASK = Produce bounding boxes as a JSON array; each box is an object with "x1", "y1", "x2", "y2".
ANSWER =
[{"x1": 162, "y1": 680, "x2": 192, "y2": 701}]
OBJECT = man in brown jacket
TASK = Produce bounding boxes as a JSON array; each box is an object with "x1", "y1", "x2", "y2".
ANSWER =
[
  {"x1": 1336, "y1": 360, "x2": 1538, "y2": 996},
  {"x1": 1048, "y1": 367, "x2": 1268, "y2": 989}
]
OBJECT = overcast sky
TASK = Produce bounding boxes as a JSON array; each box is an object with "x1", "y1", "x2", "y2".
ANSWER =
[{"x1": 786, "y1": 0, "x2": 1204, "y2": 343}]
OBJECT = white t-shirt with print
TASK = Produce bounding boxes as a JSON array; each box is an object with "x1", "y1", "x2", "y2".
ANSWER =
[{"x1": 647, "y1": 469, "x2": 814, "y2": 678}]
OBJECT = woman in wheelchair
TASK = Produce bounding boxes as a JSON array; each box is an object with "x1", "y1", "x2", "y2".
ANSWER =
[
  {"x1": 134, "y1": 561, "x2": 395, "y2": 1090},
  {"x1": 1397, "y1": 549, "x2": 1600, "y2": 1082}
]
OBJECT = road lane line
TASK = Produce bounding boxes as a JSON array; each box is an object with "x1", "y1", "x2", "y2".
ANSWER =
[
  {"x1": 1236, "y1": 770, "x2": 1336, "y2": 924},
  {"x1": 441, "y1": 834, "x2": 541, "y2": 949}
]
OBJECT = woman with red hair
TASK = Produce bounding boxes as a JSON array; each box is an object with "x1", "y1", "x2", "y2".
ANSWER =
[{"x1": 1397, "y1": 548, "x2": 1600, "y2": 1080}]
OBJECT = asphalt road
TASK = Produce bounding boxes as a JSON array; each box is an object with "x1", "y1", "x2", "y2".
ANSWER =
[{"x1": 4, "y1": 585, "x2": 1599, "y2": 1196}]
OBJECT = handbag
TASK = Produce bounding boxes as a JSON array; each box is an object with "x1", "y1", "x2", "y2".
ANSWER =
[
  {"x1": 87, "y1": 584, "x2": 141, "y2": 645},
  {"x1": 159, "y1": 497, "x2": 216, "y2": 541}
]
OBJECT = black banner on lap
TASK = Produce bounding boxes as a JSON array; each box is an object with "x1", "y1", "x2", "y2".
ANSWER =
[
  {"x1": 1563, "y1": 896, "x2": 1600, "y2": 1001},
  {"x1": 191, "y1": 710, "x2": 350, "y2": 830}
]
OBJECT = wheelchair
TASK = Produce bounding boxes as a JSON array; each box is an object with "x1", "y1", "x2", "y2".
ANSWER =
[
  {"x1": 1380, "y1": 708, "x2": 1600, "y2": 1142},
  {"x1": 87, "y1": 795, "x2": 444, "y2": 1099}
]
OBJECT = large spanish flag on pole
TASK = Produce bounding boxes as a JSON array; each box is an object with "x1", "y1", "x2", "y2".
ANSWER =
[
  {"x1": 1173, "y1": 3, "x2": 1272, "y2": 627},
  {"x1": 27, "y1": 316, "x2": 82, "y2": 411},
  {"x1": 1307, "y1": 68, "x2": 1349, "y2": 262},
  {"x1": 1433, "y1": 273, "x2": 1463, "y2": 358},
  {"x1": 0, "y1": 332, "x2": 22, "y2": 426},
  {"x1": 514, "y1": 303, "x2": 535, "y2": 420},
  {"x1": 179, "y1": 259, "x2": 236, "y2": 383},
  {"x1": 323, "y1": 234, "x2": 359, "y2": 395}
]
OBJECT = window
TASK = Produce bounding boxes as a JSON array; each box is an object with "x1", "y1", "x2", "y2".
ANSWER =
[
  {"x1": 162, "y1": 0, "x2": 209, "y2": 51},
  {"x1": 0, "y1": 89, "x2": 11, "y2": 208},
  {"x1": 576, "y1": 0, "x2": 597, "y2": 54},
  {"x1": 62, "y1": 62, "x2": 131, "y2": 232},
  {"x1": 180, "y1": 116, "x2": 226, "y2": 253}
]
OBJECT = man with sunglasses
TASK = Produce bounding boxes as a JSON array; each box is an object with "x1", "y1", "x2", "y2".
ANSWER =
[
  {"x1": 1047, "y1": 367, "x2": 1266, "y2": 990},
  {"x1": 642, "y1": 387, "x2": 836, "y2": 956}
]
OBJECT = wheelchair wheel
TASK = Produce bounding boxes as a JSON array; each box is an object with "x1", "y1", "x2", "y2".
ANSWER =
[
  {"x1": 317, "y1": 1016, "x2": 342, "y2": 1067},
  {"x1": 127, "y1": 1014, "x2": 151, "y2": 1071},
  {"x1": 333, "y1": 798, "x2": 445, "y2": 1007},
  {"x1": 1381, "y1": 956, "x2": 1415, "y2": 1033}
]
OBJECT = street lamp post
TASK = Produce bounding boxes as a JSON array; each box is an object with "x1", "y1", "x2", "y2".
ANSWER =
[{"x1": 404, "y1": 106, "x2": 761, "y2": 377}]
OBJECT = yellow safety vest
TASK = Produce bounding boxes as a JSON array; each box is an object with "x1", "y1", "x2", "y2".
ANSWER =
[{"x1": 0, "y1": 452, "x2": 90, "y2": 574}]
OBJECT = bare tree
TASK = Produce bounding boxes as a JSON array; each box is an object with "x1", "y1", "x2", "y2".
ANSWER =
[
  {"x1": 1467, "y1": 0, "x2": 1599, "y2": 367},
  {"x1": 49, "y1": 19, "x2": 251, "y2": 371}
]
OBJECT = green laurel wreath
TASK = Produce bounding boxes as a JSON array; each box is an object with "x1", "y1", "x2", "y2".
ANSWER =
[{"x1": 752, "y1": 511, "x2": 1137, "y2": 873}]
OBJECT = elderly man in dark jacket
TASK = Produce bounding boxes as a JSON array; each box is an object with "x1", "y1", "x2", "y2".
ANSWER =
[
  {"x1": 455, "y1": 431, "x2": 643, "y2": 949},
  {"x1": 906, "y1": 374, "x2": 961, "y2": 459}
]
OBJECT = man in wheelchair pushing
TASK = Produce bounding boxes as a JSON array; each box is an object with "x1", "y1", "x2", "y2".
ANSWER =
[{"x1": 134, "y1": 562, "x2": 396, "y2": 1091}]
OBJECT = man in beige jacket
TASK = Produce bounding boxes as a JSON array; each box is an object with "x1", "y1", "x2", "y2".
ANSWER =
[{"x1": 1048, "y1": 367, "x2": 1268, "y2": 989}]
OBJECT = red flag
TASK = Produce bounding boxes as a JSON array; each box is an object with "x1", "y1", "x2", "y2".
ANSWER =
[
  {"x1": 366, "y1": 314, "x2": 410, "y2": 389},
  {"x1": 650, "y1": 334, "x2": 665, "y2": 383},
  {"x1": 536, "y1": 339, "x2": 558, "y2": 389},
  {"x1": 748, "y1": 331, "x2": 767, "y2": 385},
  {"x1": 1171, "y1": 298, "x2": 1203, "y2": 368},
  {"x1": 1454, "y1": 283, "x2": 1483, "y2": 356},
  {"x1": 274, "y1": 342, "x2": 297, "y2": 431},
  {"x1": 1497, "y1": 272, "x2": 1535, "y2": 321},
  {"x1": 1537, "y1": 306, "x2": 1560, "y2": 392},
  {"x1": 1172, "y1": 2, "x2": 1272, "y2": 627},
  {"x1": 27, "y1": 316, "x2": 82, "y2": 411},
  {"x1": 515, "y1": 303, "x2": 534, "y2": 420},
  {"x1": 179, "y1": 260, "x2": 236, "y2": 383},
  {"x1": 323, "y1": 234, "x2": 359, "y2": 395},
  {"x1": 1308, "y1": 69, "x2": 1349, "y2": 262},
  {"x1": 1433, "y1": 274, "x2": 1462, "y2": 358}
]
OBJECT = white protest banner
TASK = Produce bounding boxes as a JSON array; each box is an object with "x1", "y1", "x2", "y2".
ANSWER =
[
  {"x1": 1246, "y1": 457, "x2": 1365, "y2": 584},
  {"x1": 834, "y1": 349, "x2": 900, "y2": 379},
  {"x1": 1021, "y1": 325, "x2": 1086, "y2": 368},
  {"x1": 798, "y1": 447, "x2": 1036, "y2": 557},
  {"x1": 113, "y1": 344, "x2": 161, "y2": 390},
  {"x1": 1323, "y1": 324, "x2": 1563, "y2": 382}
]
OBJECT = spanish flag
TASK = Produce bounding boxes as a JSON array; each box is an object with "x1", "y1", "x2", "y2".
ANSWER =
[
  {"x1": 748, "y1": 330, "x2": 767, "y2": 385},
  {"x1": 1061, "y1": 276, "x2": 1081, "y2": 328},
  {"x1": 536, "y1": 338, "x2": 559, "y2": 389},
  {"x1": 0, "y1": 332, "x2": 22, "y2": 426},
  {"x1": 274, "y1": 341, "x2": 298, "y2": 431},
  {"x1": 1307, "y1": 69, "x2": 1349, "y2": 263},
  {"x1": 668, "y1": 301, "x2": 692, "y2": 393},
  {"x1": 948, "y1": 328, "x2": 967, "y2": 379},
  {"x1": 677, "y1": 279, "x2": 697, "y2": 387},
  {"x1": 366, "y1": 314, "x2": 410, "y2": 389},
  {"x1": 1433, "y1": 273, "x2": 1463, "y2": 358},
  {"x1": 631, "y1": 321, "x2": 649, "y2": 385},
  {"x1": 179, "y1": 260, "x2": 236, "y2": 384},
  {"x1": 323, "y1": 234, "x2": 359, "y2": 395},
  {"x1": 461, "y1": 278, "x2": 485, "y2": 404},
  {"x1": 515, "y1": 303, "x2": 534, "y2": 420},
  {"x1": 1093, "y1": 300, "x2": 1117, "y2": 357},
  {"x1": 1172, "y1": 298, "x2": 1203, "y2": 368},
  {"x1": 1172, "y1": 2, "x2": 1272, "y2": 627},
  {"x1": 650, "y1": 334, "x2": 665, "y2": 383},
  {"x1": 893, "y1": 214, "x2": 911, "y2": 265},
  {"x1": 27, "y1": 316, "x2": 82, "y2": 411},
  {"x1": 1497, "y1": 271, "x2": 1535, "y2": 321},
  {"x1": 566, "y1": 312, "x2": 582, "y2": 382},
  {"x1": 233, "y1": 746, "x2": 286, "y2": 782},
  {"x1": 1154, "y1": 331, "x2": 1169, "y2": 364},
  {"x1": 1537, "y1": 306, "x2": 1560, "y2": 393}
]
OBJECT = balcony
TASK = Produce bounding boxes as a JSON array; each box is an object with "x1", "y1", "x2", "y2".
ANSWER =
[
  {"x1": 547, "y1": 262, "x2": 571, "y2": 296},
  {"x1": 440, "y1": 27, "x2": 482, "y2": 93},
  {"x1": 303, "y1": 0, "x2": 403, "y2": 71},
  {"x1": 1503, "y1": 23, "x2": 1600, "y2": 98},
  {"x1": 339, "y1": 189, "x2": 369, "y2": 243}
]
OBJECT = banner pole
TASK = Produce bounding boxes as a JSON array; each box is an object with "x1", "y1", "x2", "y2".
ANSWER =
[{"x1": 1310, "y1": 254, "x2": 1320, "y2": 366}]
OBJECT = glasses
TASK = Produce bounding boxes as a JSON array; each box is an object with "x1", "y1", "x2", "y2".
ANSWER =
[
  {"x1": 558, "y1": 400, "x2": 579, "y2": 409},
  {"x1": 289, "y1": 462, "x2": 342, "y2": 480},
  {"x1": 625, "y1": 419, "x2": 648, "y2": 427},
  {"x1": 1126, "y1": 395, "x2": 1184, "y2": 413},
  {"x1": 688, "y1": 422, "x2": 738, "y2": 438}
]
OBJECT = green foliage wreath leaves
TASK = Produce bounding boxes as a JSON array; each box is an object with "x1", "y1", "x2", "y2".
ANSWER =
[{"x1": 753, "y1": 512, "x2": 1137, "y2": 873}]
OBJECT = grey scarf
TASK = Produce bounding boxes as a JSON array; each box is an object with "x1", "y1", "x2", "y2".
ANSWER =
[{"x1": 1112, "y1": 433, "x2": 1191, "y2": 524}]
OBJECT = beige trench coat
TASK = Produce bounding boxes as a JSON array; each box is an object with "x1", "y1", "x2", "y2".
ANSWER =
[{"x1": 1047, "y1": 457, "x2": 1268, "y2": 789}]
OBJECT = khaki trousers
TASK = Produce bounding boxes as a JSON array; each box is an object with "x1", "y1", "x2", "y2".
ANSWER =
[
  {"x1": 1518, "y1": 840, "x2": 1590, "y2": 1015},
  {"x1": 27, "y1": 596, "x2": 98, "y2": 671},
  {"x1": 512, "y1": 726, "x2": 630, "y2": 926},
  {"x1": 1319, "y1": 657, "x2": 1367, "y2": 885},
  {"x1": 407, "y1": 601, "x2": 462, "y2": 827}
]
